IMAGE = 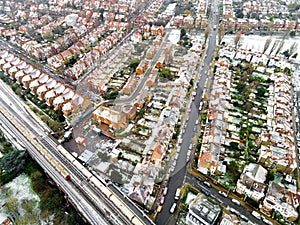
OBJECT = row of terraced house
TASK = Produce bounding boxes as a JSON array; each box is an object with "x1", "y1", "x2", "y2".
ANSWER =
[
  {"x1": 198, "y1": 45, "x2": 299, "y2": 222},
  {"x1": 0, "y1": 48, "x2": 85, "y2": 117}
]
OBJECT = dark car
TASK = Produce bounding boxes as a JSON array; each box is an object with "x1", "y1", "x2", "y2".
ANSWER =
[{"x1": 195, "y1": 176, "x2": 202, "y2": 182}]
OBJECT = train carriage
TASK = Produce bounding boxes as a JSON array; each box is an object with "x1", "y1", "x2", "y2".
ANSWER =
[
  {"x1": 110, "y1": 195, "x2": 135, "y2": 221},
  {"x1": 44, "y1": 151, "x2": 53, "y2": 162},
  {"x1": 65, "y1": 152, "x2": 76, "y2": 163},
  {"x1": 56, "y1": 162, "x2": 71, "y2": 180},
  {"x1": 38, "y1": 147, "x2": 46, "y2": 156},
  {"x1": 36, "y1": 144, "x2": 47, "y2": 156},
  {"x1": 90, "y1": 176, "x2": 112, "y2": 198},
  {"x1": 73, "y1": 160, "x2": 93, "y2": 180},
  {"x1": 90, "y1": 176, "x2": 145, "y2": 225},
  {"x1": 56, "y1": 144, "x2": 76, "y2": 162},
  {"x1": 50, "y1": 157, "x2": 70, "y2": 180},
  {"x1": 131, "y1": 217, "x2": 145, "y2": 225}
]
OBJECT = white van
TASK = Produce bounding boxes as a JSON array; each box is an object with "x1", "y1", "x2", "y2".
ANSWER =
[
  {"x1": 199, "y1": 102, "x2": 203, "y2": 111},
  {"x1": 170, "y1": 203, "x2": 177, "y2": 214},
  {"x1": 175, "y1": 188, "x2": 181, "y2": 200}
]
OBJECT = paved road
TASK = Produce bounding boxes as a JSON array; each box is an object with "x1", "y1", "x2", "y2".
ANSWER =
[
  {"x1": 114, "y1": 29, "x2": 171, "y2": 105},
  {"x1": 156, "y1": 1, "x2": 277, "y2": 225},
  {"x1": 155, "y1": 1, "x2": 219, "y2": 224},
  {"x1": 185, "y1": 174, "x2": 266, "y2": 225},
  {"x1": 0, "y1": 80, "x2": 149, "y2": 225}
]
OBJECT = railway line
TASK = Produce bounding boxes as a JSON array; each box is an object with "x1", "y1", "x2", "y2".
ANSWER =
[
  {"x1": 0, "y1": 79, "x2": 150, "y2": 225},
  {"x1": 0, "y1": 110, "x2": 107, "y2": 225}
]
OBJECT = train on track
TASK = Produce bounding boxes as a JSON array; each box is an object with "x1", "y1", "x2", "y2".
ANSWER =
[
  {"x1": 38, "y1": 143, "x2": 71, "y2": 180},
  {"x1": 0, "y1": 103, "x2": 146, "y2": 225},
  {"x1": 56, "y1": 144, "x2": 145, "y2": 225}
]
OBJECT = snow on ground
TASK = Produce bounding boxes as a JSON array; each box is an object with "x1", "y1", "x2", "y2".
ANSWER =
[
  {"x1": 223, "y1": 35, "x2": 300, "y2": 57},
  {"x1": 0, "y1": 173, "x2": 40, "y2": 220},
  {"x1": 185, "y1": 191, "x2": 197, "y2": 205}
]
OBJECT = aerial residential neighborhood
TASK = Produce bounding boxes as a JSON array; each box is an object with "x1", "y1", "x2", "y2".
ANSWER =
[{"x1": 0, "y1": 0, "x2": 299, "y2": 225}]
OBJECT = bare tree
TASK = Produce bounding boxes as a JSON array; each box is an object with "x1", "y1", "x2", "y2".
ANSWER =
[
  {"x1": 284, "y1": 23, "x2": 295, "y2": 38},
  {"x1": 234, "y1": 30, "x2": 242, "y2": 49},
  {"x1": 267, "y1": 17, "x2": 274, "y2": 35},
  {"x1": 218, "y1": 25, "x2": 226, "y2": 45},
  {"x1": 262, "y1": 37, "x2": 272, "y2": 54},
  {"x1": 268, "y1": 39, "x2": 279, "y2": 56},
  {"x1": 288, "y1": 42, "x2": 298, "y2": 58},
  {"x1": 204, "y1": 26, "x2": 210, "y2": 44},
  {"x1": 275, "y1": 39, "x2": 285, "y2": 56}
]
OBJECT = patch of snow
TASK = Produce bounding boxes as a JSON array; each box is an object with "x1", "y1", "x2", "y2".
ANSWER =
[
  {"x1": 185, "y1": 191, "x2": 197, "y2": 205},
  {"x1": 0, "y1": 174, "x2": 40, "y2": 222}
]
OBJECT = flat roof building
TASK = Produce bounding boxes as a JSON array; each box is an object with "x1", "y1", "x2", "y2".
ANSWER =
[{"x1": 186, "y1": 194, "x2": 221, "y2": 225}]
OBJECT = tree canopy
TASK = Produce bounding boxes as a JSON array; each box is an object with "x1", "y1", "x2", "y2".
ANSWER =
[
  {"x1": 0, "y1": 150, "x2": 26, "y2": 174},
  {"x1": 129, "y1": 58, "x2": 140, "y2": 70},
  {"x1": 0, "y1": 150, "x2": 26, "y2": 185},
  {"x1": 110, "y1": 170, "x2": 123, "y2": 185}
]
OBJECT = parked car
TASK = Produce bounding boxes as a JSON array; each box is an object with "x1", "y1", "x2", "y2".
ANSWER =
[
  {"x1": 201, "y1": 188, "x2": 210, "y2": 196},
  {"x1": 121, "y1": 187, "x2": 129, "y2": 194},
  {"x1": 218, "y1": 191, "x2": 228, "y2": 198},
  {"x1": 231, "y1": 199, "x2": 241, "y2": 206},
  {"x1": 175, "y1": 188, "x2": 181, "y2": 200},
  {"x1": 262, "y1": 217, "x2": 273, "y2": 225},
  {"x1": 215, "y1": 198, "x2": 223, "y2": 204},
  {"x1": 160, "y1": 196, "x2": 165, "y2": 205},
  {"x1": 163, "y1": 187, "x2": 168, "y2": 196},
  {"x1": 195, "y1": 176, "x2": 202, "y2": 182},
  {"x1": 229, "y1": 207, "x2": 239, "y2": 214},
  {"x1": 240, "y1": 214, "x2": 248, "y2": 221},
  {"x1": 170, "y1": 203, "x2": 177, "y2": 214},
  {"x1": 203, "y1": 181, "x2": 211, "y2": 188},
  {"x1": 251, "y1": 211, "x2": 261, "y2": 220},
  {"x1": 157, "y1": 205, "x2": 162, "y2": 213}
]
